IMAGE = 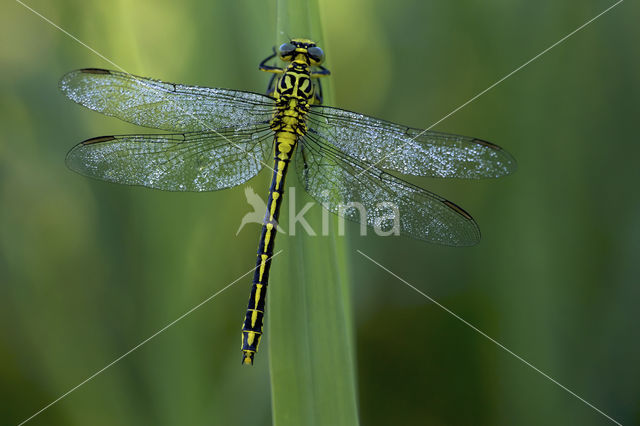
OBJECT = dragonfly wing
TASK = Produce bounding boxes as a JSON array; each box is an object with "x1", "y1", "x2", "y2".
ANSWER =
[
  {"x1": 66, "y1": 125, "x2": 273, "y2": 191},
  {"x1": 60, "y1": 68, "x2": 275, "y2": 131},
  {"x1": 308, "y1": 105, "x2": 516, "y2": 179},
  {"x1": 297, "y1": 132, "x2": 481, "y2": 246}
]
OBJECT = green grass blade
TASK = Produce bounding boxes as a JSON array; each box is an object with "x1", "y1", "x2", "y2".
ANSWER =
[
  {"x1": 268, "y1": 1, "x2": 359, "y2": 425},
  {"x1": 270, "y1": 209, "x2": 359, "y2": 426}
]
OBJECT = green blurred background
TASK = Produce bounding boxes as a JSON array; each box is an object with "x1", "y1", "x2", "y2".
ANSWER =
[{"x1": 2, "y1": 0, "x2": 639, "y2": 424}]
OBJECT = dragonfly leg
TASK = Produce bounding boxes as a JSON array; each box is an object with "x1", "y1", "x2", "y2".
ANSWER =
[
  {"x1": 266, "y1": 73, "x2": 277, "y2": 97},
  {"x1": 311, "y1": 64, "x2": 331, "y2": 77},
  {"x1": 311, "y1": 65, "x2": 330, "y2": 104},
  {"x1": 313, "y1": 79, "x2": 324, "y2": 104},
  {"x1": 259, "y1": 47, "x2": 284, "y2": 74}
]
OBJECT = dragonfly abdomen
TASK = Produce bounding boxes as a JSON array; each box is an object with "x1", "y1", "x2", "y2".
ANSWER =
[{"x1": 241, "y1": 135, "x2": 296, "y2": 365}]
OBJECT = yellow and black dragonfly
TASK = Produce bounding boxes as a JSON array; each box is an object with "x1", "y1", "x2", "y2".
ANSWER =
[{"x1": 60, "y1": 38, "x2": 516, "y2": 365}]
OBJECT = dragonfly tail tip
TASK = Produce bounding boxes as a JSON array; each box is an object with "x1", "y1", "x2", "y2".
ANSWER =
[{"x1": 241, "y1": 351, "x2": 255, "y2": 366}]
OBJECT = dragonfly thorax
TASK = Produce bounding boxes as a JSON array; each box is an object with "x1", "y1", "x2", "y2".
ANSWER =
[
  {"x1": 274, "y1": 63, "x2": 314, "y2": 103},
  {"x1": 270, "y1": 62, "x2": 313, "y2": 138}
]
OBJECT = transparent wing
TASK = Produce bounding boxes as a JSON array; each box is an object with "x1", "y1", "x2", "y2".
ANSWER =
[
  {"x1": 308, "y1": 105, "x2": 516, "y2": 179},
  {"x1": 60, "y1": 68, "x2": 276, "y2": 131},
  {"x1": 66, "y1": 125, "x2": 273, "y2": 191},
  {"x1": 297, "y1": 132, "x2": 481, "y2": 246}
]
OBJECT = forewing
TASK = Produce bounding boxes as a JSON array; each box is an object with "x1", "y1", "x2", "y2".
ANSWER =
[
  {"x1": 308, "y1": 105, "x2": 516, "y2": 179},
  {"x1": 66, "y1": 125, "x2": 273, "y2": 191},
  {"x1": 297, "y1": 133, "x2": 481, "y2": 246},
  {"x1": 60, "y1": 68, "x2": 275, "y2": 131}
]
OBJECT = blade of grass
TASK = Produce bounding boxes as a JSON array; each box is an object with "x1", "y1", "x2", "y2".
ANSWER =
[{"x1": 268, "y1": 1, "x2": 360, "y2": 425}]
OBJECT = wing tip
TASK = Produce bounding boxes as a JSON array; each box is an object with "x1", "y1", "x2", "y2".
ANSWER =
[
  {"x1": 65, "y1": 136, "x2": 116, "y2": 173},
  {"x1": 472, "y1": 138, "x2": 518, "y2": 176},
  {"x1": 59, "y1": 68, "x2": 113, "y2": 99},
  {"x1": 441, "y1": 199, "x2": 481, "y2": 246},
  {"x1": 458, "y1": 228, "x2": 481, "y2": 247}
]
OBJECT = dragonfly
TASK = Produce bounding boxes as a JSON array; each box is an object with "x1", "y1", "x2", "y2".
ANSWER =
[{"x1": 60, "y1": 38, "x2": 516, "y2": 365}]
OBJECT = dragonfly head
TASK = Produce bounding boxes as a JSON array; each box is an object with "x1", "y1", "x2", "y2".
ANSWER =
[{"x1": 278, "y1": 38, "x2": 325, "y2": 66}]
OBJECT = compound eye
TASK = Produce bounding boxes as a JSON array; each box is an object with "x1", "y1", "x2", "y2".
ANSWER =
[
  {"x1": 307, "y1": 46, "x2": 324, "y2": 63},
  {"x1": 279, "y1": 43, "x2": 296, "y2": 58}
]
